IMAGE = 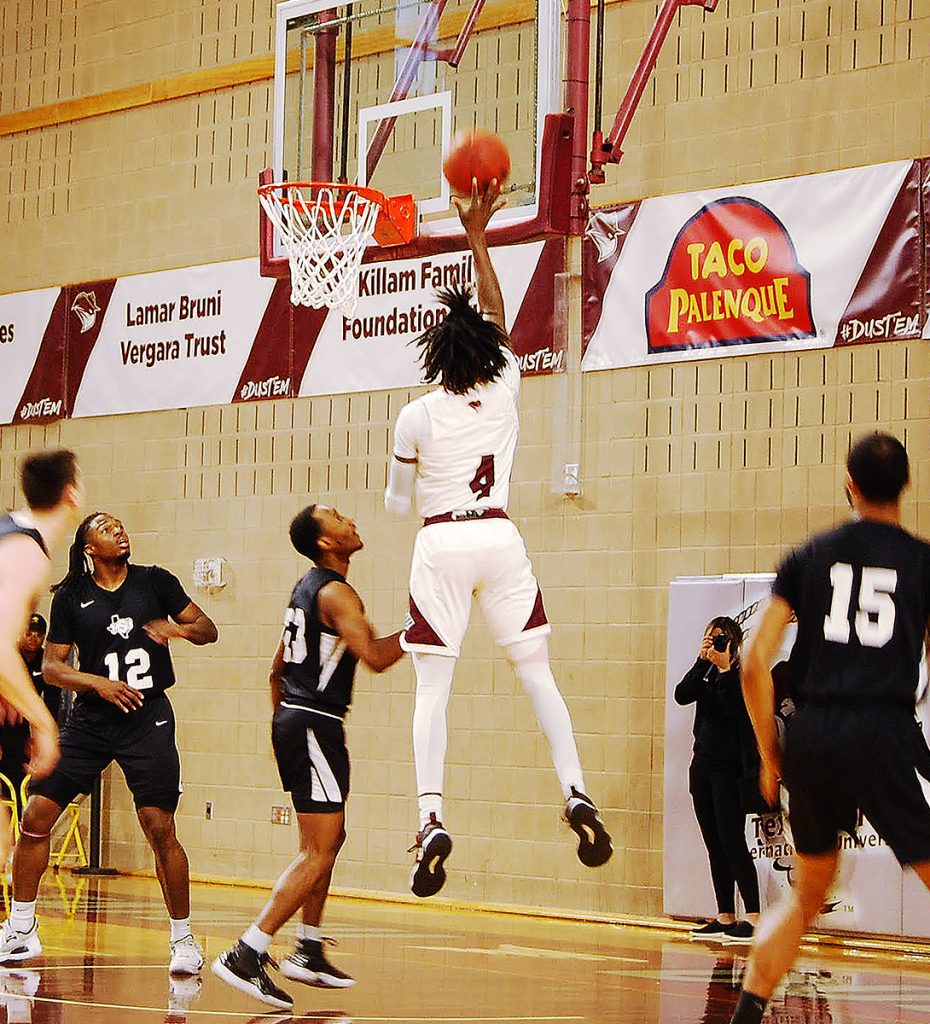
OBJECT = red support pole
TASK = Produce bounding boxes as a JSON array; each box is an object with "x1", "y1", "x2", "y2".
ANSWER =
[
  {"x1": 312, "y1": 10, "x2": 338, "y2": 182},
  {"x1": 564, "y1": 0, "x2": 591, "y2": 234}
]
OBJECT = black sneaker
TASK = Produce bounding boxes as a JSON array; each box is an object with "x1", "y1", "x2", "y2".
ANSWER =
[
  {"x1": 720, "y1": 921, "x2": 755, "y2": 944},
  {"x1": 689, "y1": 919, "x2": 730, "y2": 941},
  {"x1": 563, "y1": 788, "x2": 613, "y2": 867},
  {"x1": 210, "y1": 941, "x2": 294, "y2": 1009},
  {"x1": 408, "y1": 813, "x2": 453, "y2": 898},
  {"x1": 280, "y1": 938, "x2": 355, "y2": 988}
]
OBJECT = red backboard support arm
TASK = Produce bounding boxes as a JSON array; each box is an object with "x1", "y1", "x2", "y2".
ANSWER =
[{"x1": 589, "y1": 0, "x2": 719, "y2": 184}]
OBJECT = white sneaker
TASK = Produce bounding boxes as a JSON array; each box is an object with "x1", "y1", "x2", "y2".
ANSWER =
[
  {"x1": 169, "y1": 934, "x2": 204, "y2": 975},
  {"x1": 0, "y1": 921, "x2": 41, "y2": 964}
]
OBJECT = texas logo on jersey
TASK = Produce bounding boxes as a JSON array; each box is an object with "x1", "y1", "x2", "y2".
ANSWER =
[{"x1": 107, "y1": 614, "x2": 134, "y2": 639}]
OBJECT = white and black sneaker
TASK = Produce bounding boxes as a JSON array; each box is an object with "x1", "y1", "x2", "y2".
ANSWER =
[
  {"x1": 563, "y1": 788, "x2": 613, "y2": 867},
  {"x1": 280, "y1": 937, "x2": 355, "y2": 988},
  {"x1": 0, "y1": 920, "x2": 41, "y2": 964},
  {"x1": 169, "y1": 933, "x2": 204, "y2": 975},
  {"x1": 409, "y1": 814, "x2": 453, "y2": 898},
  {"x1": 211, "y1": 941, "x2": 293, "y2": 1010}
]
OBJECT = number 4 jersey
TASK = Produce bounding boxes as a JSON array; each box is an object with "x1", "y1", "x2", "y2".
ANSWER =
[
  {"x1": 773, "y1": 520, "x2": 930, "y2": 706},
  {"x1": 392, "y1": 346, "x2": 521, "y2": 517},
  {"x1": 48, "y1": 565, "x2": 192, "y2": 714}
]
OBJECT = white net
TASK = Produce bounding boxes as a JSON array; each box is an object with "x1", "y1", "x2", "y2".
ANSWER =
[{"x1": 258, "y1": 184, "x2": 382, "y2": 314}]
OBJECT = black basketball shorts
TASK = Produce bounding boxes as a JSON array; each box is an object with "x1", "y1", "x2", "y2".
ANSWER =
[
  {"x1": 783, "y1": 704, "x2": 930, "y2": 865},
  {"x1": 30, "y1": 693, "x2": 182, "y2": 813},
  {"x1": 272, "y1": 704, "x2": 349, "y2": 814}
]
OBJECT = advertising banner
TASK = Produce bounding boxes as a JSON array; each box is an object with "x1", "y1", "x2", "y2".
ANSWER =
[
  {"x1": 0, "y1": 240, "x2": 565, "y2": 423},
  {"x1": 299, "y1": 240, "x2": 563, "y2": 396},
  {"x1": 70, "y1": 261, "x2": 277, "y2": 418},
  {"x1": 664, "y1": 575, "x2": 921, "y2": 938},
  {"x1": 0, "y1": 288, "x2": 66, "y2": 425},
  {"x1": 584, "y1": 160, "x2": 927, "y2": 369}
]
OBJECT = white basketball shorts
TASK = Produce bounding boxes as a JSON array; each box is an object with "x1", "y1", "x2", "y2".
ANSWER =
[{"x1": 402, "y1": 514, "x2": 551, "y2": 658}]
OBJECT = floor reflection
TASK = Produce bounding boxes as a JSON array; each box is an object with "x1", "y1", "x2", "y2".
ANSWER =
[{"x1": 0, "y1": 875, "x2": 929, "y2": 1022}]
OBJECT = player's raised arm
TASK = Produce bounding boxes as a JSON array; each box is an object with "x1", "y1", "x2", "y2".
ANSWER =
[
  {"x1": 452, "y1": 179, "x2": 507, "y2": 331},
  {"x1": 318, "y1": 582, "x2": 405, "y2": 674}
]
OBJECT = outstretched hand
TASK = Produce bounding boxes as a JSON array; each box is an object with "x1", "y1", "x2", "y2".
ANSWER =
[{"x1": 451, "y1": 178, "x2": 506, "y2": 236}]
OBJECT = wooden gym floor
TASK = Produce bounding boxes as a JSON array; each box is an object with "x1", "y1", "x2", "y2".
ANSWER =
[{"x1": 0, "y1": 874, "x2": 928, "y2": 1022}]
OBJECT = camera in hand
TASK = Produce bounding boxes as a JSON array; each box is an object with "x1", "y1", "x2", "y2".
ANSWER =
[{"x1": 711, "y1": 634, "x2": 730, "y2": 653}]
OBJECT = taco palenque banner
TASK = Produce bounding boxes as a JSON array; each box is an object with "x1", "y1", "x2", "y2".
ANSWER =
[
  {"x1": 583, "y1": 158, "x2": 929, "y2": 369},
  {"x1": 0, "y1": 240, "x2": 565, "y2": 425}
]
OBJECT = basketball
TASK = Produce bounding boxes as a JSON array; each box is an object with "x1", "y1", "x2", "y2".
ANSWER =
[{"x1": 442, "y1": 130, "x2": 511, "y2": 196}]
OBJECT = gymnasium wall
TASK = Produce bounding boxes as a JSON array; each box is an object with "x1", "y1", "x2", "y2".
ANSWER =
[{"x1": 1, "y1": 0, "x2": 928, "y2": 921}]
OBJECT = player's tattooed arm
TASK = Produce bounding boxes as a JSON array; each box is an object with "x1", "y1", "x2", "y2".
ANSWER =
[
  {"x1": 319, "y1": 582, "x2": 405, "y2": 673},
  {"x1": 144, "y1": 601, "x2": 218, "y2": 646},
  {"x1": 453, "y1": 179, "x2": 507, "y2": 333},
  {"x1": 43, "y1": 641, "x2": 145, "y2": 714},
  {"x1": 269, "y1": 639, "x2": 285, "y2": 709}
]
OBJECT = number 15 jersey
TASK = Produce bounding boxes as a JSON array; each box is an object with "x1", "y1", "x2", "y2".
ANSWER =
[
  {"x1": 392, "y1": 346, "x2": 521, "y2": 517},
  {"x1": 48, "y1": 564, "x2": 192, "y2": 715},
  {"x1": 773, "y1": 520, "x2": 930, "y2": 706}
]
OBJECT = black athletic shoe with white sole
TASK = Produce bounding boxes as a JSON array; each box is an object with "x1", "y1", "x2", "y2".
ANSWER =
[
  {"x1": 409, "y1": 813, "x2": 453, "y2": 898},
  {"x1": 280, "y1": 938, "x2": 355, "y2": 988},
  {"x1": 211, "y1": 941, "x2": 293, "y2": 1009},
  {"x1": 564, "y1": 787, "x2": 613, "y2": 867}
]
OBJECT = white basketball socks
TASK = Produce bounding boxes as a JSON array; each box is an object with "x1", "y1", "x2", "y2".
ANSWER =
[
  {"x1": 508, "y1": 637, "x2": 585, "y2": 800},
  {"x1": 242, "y1": 924, "x2": 273, "y2": 955},
  {"x1": 10, "y1": 900, "x2": 36, "y2": 934},
  {"x1": 412, "y1": 652, "x2": 456, "y2": 829}
]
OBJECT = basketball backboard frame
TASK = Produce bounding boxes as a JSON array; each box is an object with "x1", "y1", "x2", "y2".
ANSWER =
[{"x1": 261, "y1": 0, "x2": 567, "y2": 275}]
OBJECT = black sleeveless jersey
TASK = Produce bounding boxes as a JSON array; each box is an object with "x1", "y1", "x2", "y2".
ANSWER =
[
  {"x1": 279, "y1": 567, "x2": 358, "y2": 717},
  {"x1": 773, "y1": 520, "x2": 930, "y2": 706},
  {"x1": 48, "y1": 564, "x2": 192, "y2": 717},
  {"x1": 0, "y1": 514, "x2": 48, "y2": 556}
]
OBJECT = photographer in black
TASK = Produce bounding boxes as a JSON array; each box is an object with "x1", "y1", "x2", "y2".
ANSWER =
[{"x1": 676, "y1": 616, "x2": 762, "y2": 943}]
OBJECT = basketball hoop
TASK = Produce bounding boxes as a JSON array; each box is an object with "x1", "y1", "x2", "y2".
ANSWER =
[{"x1": 257, "y1": 181, "x2": 416, "y2": 313}]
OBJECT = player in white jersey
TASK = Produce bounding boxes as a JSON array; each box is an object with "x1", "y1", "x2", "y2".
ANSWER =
[{"x1": 385, "y1": 181, "x2": 612, "y2": 897}]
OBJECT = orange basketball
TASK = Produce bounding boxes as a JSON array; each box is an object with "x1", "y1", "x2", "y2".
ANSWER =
[{"x1": 442, "y1": 130, "x2": 511, "y2": 196}]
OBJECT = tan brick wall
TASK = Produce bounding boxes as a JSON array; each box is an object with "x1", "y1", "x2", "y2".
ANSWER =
[{"x1": 1, "y1": 0, "x2": 928, "y2": 919}]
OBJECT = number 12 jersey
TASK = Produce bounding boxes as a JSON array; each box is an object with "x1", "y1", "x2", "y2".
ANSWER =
[{"x1": 48, "y1": 565, "x2": 192, "y2": 715}]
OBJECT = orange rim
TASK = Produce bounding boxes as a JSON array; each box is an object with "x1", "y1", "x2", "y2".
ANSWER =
[{"x1": 257, "y1": 180, "x2": 388, "y2": 214}]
